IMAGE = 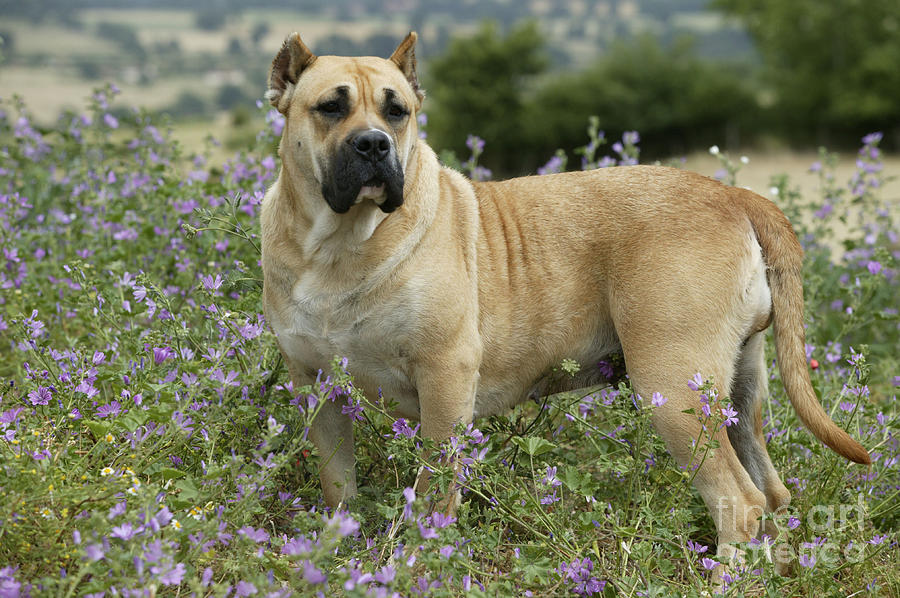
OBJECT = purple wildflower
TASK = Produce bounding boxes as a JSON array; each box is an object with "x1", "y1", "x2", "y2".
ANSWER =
[
  {"x1": 392, "y1": 418, "x2": 419, "y2": 439},
  {"x1": 0, "y1": 407, "x2": 23, "y2": 425},
  {"x1": 96, "y1": 401, "x2": 122, "y2": 418},
  {"x1": 862, "y1": 132, "x2": 883, "y2": 145},
  {"x1": 157, "y1": 562, "x2": 186, "y2": 586},
  {"x1": 688, "y1": 373, "x2": 704, "y2": 391},
  {"x1": 302, "y1": 561, "x2": 326, "y2": 584},
  {"x1": 700, "y1": 396, "x2": 712, "y2": 418},
  {"x1": 111, "y1": 523, "x2": 137, "y2": 541},
  {"x1": 201, "y1": 273, "x2": 224, "y2": 292},
  {"x1": 281, "y1": 535, "x2": 315, "y2": 556},
  {"x1": 542, "y1": 466, "x2": 562, "y2": 488},
  {"x1": 651, "y1": 392, "x2": 667, "y2": 407},
  {"x1": 108, "y1": 501, "x2": 127, "y2": 520},
  {"x1": 429, "y1": 512, "x2": 456, "y2": 528},
  {"x1": 465, "y1": 135, "x2": 485, "y2": 153},
  {"x1": 402, "y1": 487, "x2": 416, "y2": 520},
  {"x1": 538, "y1": 154, "x2": 565, "y2": 175},
  {"x1": 0, "y1": 567, "x2": 22, "y2": 598},
  {"x1": 721, "y1": 405, "x2": 739, "y2": 427},
  {"x1": 152, "y1": 347, "x2": 175, "y2": 365},
  {"x1": 700, "y1": 557, "x2": 719, "y2": 570},
  {"x1": 85, "y1": 543, "x2": 105, "y2": 561},
  {"x1": 238, "y1": 526, "x2": 269, "y2": 543},
  {"x1": 686, "y1": 540, "x2": 708, "y2": 553},
  {"x1": 417, "y1": 520, "x2": 438, "y2": 540},
  {"x1": 153, "y1": 506, "x2": 173, "y2": 529},
  {"x1": 374, "y1": 565, "x2": 395, "y2": 584},
  {"x1": 540, "y1": 491, "x2": 560, "y2": 505},
  {"x1": 28, "y1": 386, "x2": 52, "y2": 406},
  {"x1": 325, "y1": 511, "x2": 359, "y2": 538},
  {"x1": 265, "y1": 109, "x2": 285, "y2": 137},
  {"x1": 558, "y1": 557, "x2": 606, "y2": 596},
  {"x1": 341, "y1": 397, "x2": 364, "y2": 422}
]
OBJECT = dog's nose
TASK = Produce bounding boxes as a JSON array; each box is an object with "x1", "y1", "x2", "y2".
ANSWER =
[{"x1": 350, "y1": 130, "x2": 391, "y2": 162}]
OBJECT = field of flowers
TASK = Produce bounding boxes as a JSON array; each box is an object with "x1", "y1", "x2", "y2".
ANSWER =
[{"x1": 0, "y1": 86, "x2": 897, "y2": 596}]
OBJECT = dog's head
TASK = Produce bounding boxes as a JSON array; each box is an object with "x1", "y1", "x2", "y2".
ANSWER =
[{"x1": 266, "y1": 32, "x2": 424, "y2": 214}]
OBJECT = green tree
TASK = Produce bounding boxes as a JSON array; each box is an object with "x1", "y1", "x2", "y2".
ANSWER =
[
  {"x1": 195, "y1": 9, "x2": 226, "y2": 32},
  {"x1": 96, "y1": 21, "x2": 146, "y2": 61},
  {"x1": 525, "y1": 36, "x2": 759, "y2": 164},
  {"x1": 714, "y1": 0, "x2": 900, "y2": 146},
  {"x1": 251, "y1": 22, "x2": 270, "y2": 49},
  {"x1": 424, "y1": 21, "x2": 548, "y2": 175}
]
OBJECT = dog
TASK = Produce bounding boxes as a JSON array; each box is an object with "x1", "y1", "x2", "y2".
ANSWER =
[{"x1": 260, "y1": 32, "x2": 870, "y2": 570}]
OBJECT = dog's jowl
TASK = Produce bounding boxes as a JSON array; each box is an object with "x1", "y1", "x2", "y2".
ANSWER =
[{"x1": 259, "y1": 32, "x2": 870, "y2": 577}]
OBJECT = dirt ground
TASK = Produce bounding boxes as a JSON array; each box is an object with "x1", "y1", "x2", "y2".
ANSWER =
[{"x1": 682, "y1": 150, "x2": 900, "y2": 207}]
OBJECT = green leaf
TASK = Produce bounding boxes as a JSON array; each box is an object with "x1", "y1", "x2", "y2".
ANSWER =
[
  {"x1": 511, "y1": 436, "x2": 556, "y2": 457},
  {"x1": 147, "y1": 403, "x2": 175, "y2": 424},
  {"x1": 657, "y1": 558, "x2": 676, "y2": 577},
  {"x1": 84, "y1": 420, "x2": 110, "y2": 439},
  {"x1": 170, "y1": 478, "x2": 200, "y2": 509},
  {"x1": 158, "y1": 467, "x2": 187, "y2": 481},
  {"x1": 563, "y1": 465, "x2": 592, "y2": 494},
  {"x1": 117, "y1": 410, "x2": 148, "y2": 432}
]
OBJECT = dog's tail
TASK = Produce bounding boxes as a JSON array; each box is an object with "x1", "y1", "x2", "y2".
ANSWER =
[{"x1": 735, "y1": 188, "x2": 871, "y2": 465}]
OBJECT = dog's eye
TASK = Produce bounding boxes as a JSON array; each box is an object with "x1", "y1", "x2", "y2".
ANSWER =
[
  {"x1": 317, "y1": 100, "x2": 343, "y2": 116},
  {"x1": 386, "y1": 103, "x2": 408, "y2": 120}
]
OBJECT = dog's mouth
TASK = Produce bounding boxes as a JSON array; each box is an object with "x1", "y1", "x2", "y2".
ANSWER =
[
  {"x1": 322, "y1": 139, "x2": 405, "y2": 214},
  {"x1": 355, "y1": 178, "x2": 387, "y2": 204}
]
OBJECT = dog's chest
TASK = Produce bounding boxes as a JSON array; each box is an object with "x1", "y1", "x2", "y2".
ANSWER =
[{"x1": 271, "y1": 277, "x2": 423, "y2": 417}]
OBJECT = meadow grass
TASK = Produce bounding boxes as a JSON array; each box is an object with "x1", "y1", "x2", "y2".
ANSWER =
[{"x1": 0, "y1": 87, "x2": 897, "y2": 596}]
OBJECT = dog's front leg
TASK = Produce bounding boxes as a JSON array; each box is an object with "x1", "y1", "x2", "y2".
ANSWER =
[
  {"x1": 308, "y1": 393, "x2": 357, "y2": 508},
  {"x1": 413, "y1": 348, "x2": 481, "y2": 513},
  {"x1": 279, "y1": 352, "x2": 358, "y2": 508}
]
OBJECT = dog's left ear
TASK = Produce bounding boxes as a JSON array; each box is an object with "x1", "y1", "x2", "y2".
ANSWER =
[
  {"x1": 266, "y1": 33, "x2": 317, "y2": 114},
  {"x1": 390, "y1": 32, "x2": 425, "y2": 107}
]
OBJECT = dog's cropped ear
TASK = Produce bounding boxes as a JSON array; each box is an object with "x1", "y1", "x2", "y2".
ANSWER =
[
  {"x1": 390, "y1": 32, "x2": 425, "y2": 107},
  {"x1": 266, "y1": 33, "x2": 317, "y2": 114}
]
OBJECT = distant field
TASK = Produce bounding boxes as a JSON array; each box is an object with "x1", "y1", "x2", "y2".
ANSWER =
[
  {"x1": 2, "y1": 66, "x2": 220, "y2": 117},
  {"x1": 2, "y1": 7, "x2": 897, "y2": 222},
  {"x1": 5, "y1": 19, "x2": 119, "y2": 57},
  {"x1": 1, "y1": 8, "x2": 411, "y2": 123},
  {"x1": 78, "y1": 8, "x2": 196, "y2": 30}
]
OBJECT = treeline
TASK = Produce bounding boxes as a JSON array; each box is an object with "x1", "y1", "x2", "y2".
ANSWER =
[
  {"x1": 425, "y1": 1, "x2": 900, "y2": 176},
  {"x1": 425, "y1": 23, "x2": 757, "y2": 175}
]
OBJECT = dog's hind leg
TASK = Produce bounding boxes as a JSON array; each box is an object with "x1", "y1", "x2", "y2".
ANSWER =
[
  {"x1": 728, "y1": 331, "x2": 792, "y2": 569},
  {"x1": 622, "y1": 336, "x2": 769, "y2": 575}
]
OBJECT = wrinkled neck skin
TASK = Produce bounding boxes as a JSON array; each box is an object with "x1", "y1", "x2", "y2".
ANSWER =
[{"x1": 266, "y1": 137, "x2": 438, "y2": 291}]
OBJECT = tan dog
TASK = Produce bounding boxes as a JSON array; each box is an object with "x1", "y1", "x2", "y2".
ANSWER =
[{"x1": 260, "y1": 32, "x2": 870, "y2": 567}]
